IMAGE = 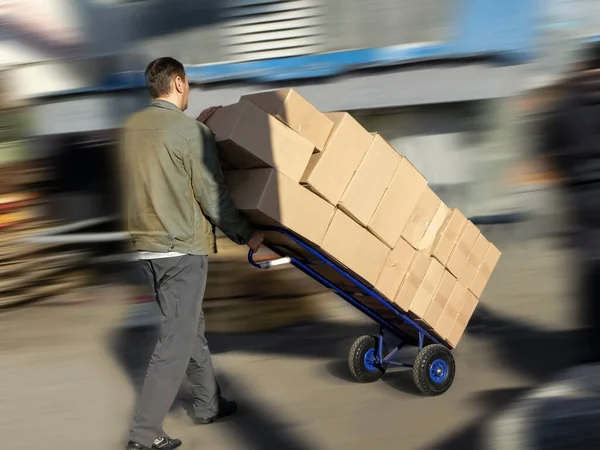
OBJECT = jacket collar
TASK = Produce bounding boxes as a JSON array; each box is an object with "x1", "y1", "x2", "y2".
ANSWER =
[{"x1": 152, "y1": 99, "x2": 182, "y2": 112}]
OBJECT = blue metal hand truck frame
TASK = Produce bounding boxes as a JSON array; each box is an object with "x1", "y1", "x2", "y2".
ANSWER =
[{"x1": 248, "y1": 226, "x2": 456, "y2": 396}]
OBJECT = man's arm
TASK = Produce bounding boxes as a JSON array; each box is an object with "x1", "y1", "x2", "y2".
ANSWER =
[{"x1": 185, "y1": 123, "x2": 255, "y2": 245}]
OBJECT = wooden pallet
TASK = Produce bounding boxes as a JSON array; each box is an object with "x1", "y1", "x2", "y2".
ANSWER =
[
  {"x1": 200, "y1": 236, "x2": 329, "y2": 332},
  {"x1": 0, "y1": 270, "x2": 91, "y2": 309},
  {"x1": 0, "y1": 250, "x2": 87, "y2": 294},
  {"x1": 204, "y1": 293, "x2": 326, "y2": 334}
]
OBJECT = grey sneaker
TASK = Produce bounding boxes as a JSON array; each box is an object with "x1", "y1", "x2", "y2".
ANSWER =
[{"x1": 152, "y1": 437, "x2": 182, "y2": 450}]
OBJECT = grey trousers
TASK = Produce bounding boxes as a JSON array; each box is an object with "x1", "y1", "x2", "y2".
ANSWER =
[{"x1": 129, "y1": 255, "x2": 220, "y2": 447}]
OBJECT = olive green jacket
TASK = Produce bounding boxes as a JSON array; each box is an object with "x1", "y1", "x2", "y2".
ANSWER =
[{"x1": 120, "y1": 100, "x2": 253, "y2": 254}]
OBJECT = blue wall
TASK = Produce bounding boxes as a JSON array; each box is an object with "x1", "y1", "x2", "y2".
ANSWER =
[{"x1": 53, "y1": 0, "x2": 538, "y2": 95}]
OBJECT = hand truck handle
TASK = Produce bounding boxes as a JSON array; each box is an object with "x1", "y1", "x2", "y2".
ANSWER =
[{"x1": 248, "y1": 249, "x2": 291, "y2": 270}]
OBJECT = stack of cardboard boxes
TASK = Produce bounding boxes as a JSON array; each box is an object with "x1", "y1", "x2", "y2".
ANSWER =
[{"x1": 207, "y1": 88, "x2": 501, "y2": 348}]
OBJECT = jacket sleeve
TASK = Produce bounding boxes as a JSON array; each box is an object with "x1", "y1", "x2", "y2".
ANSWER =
[{"x1": 185, "y1": 123, "x2": 254, "y2": 245}]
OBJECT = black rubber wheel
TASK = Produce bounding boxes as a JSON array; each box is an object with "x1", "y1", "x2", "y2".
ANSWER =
[
  {"x1": 413, "y1": 344, "x2": 456, "y2": 396},
  {"x1": 348, "y1": 335, "x2": 388, "y2": 383}
]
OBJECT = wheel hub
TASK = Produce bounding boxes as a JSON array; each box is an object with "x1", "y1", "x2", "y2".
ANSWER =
[
  {"x1": 364, "y1": 348, "x2": 378, "y2": 372},
  {"x1": 429, "y1": 359, "x2": 449, "y2": 384}
]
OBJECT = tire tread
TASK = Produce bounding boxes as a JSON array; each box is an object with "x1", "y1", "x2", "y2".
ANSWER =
[
  {"x1": 348, "y1": 335, "x2": 387, "y2": 383},
  {"x1": 413, "y1": 344, "x2": 455, "y2": 396}
]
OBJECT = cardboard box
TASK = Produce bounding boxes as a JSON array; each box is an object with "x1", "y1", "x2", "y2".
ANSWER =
[
  {"x1": 402, "y1": 188, "x2": 445, "y2": 250},
  {"x1": 409, "y1": 258, "x2": 445, "y2": 318},
  {"x1": 447, "y1": 291, "x2": 479, "y2": 348},
  {"x1": 301, "y1": 113, "x2": 373, "y2": 204},
  {"x1": 226, "y1": 168, "x2": 334, "y2": 246},
  {"x1": 338, "y1": 134, "x2": 401, "y2": 226},
  {"x1": 321, "y1": 210, "x2": 391, "y2": 286},
  {"x1": 375, "y1": 237, "x2": 416, "y2": 300},
  {"x1": 435, "y1": 282, "x2": 468, "y2": 339},
  {"x1": 446, "y1": 221, "x2": 480, "y2": 278},
  {"x1": 206, "y1": 101, "x2": 314, "y2": 182},
  {"x1": 458, "y1": 234, "x2": 490, "y2": 287},
  {"x1": 240, "y1": 89, "x2": 334, "y2": 152},
  {"x1": 470, "y1": 243, "x2": 502, "y2": 298},
  {"x1": 368, "y1": 158, "x2": 428, "y2": 248},
  {"x1": 394, "y1": 251, "x2": 433, "y2": 311},
  {"x1": 430, "y1": 209, "x2": 467, "y2": 265},
  {"x1": 423, "y1": 270, "x2": 457, "y2": 328},
  {"x1": 420, "y1": 202, "x2": 451, "y2": 250}
]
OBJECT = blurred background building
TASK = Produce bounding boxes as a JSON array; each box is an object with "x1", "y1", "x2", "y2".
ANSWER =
[
  {"x1": 1, "y1": 0, "x2": 599, "y2": 311},
  {"x1": 4, "y1": 0, "x2": 597, "y2": 226}
]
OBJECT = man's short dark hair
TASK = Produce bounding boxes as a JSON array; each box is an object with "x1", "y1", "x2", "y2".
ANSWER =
[{"x1": 144, "y1": 57, "x2": 186, "y2": 99}]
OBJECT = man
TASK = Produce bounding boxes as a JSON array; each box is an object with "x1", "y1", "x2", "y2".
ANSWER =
[
  {"x1": 120, "y1": 57, "x2": 264, "y2": 450},
  {"x1": 540, "y1": 42, "x2": 600, "y2": 364}
]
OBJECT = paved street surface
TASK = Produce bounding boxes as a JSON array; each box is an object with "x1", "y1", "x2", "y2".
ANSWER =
[{"x1": 0, "y1": 219, "x2": 584, "y2": 450}]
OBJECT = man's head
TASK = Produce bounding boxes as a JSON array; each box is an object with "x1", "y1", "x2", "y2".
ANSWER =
[{"x1": 145, "y1": 57, "x2": 190, "y2": 111}]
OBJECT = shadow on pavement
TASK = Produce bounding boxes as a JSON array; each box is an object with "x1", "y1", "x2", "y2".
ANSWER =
[
  {"x1": 323, "y1": 356, "x2": 419, "y2": 394},
  {"x1": 110, "y1": 301, "x2": 583, "y2": 398},
  {"x1": 107, "y1": 325, "x2": 159, "y2": 397},
  {"x1": 206, "y1": 372, "x2": 318, "y2": 450},
  {"x1": 426, "y1": 388, "x2": 532, "y2": 450},
  {"x1": 428, "y1": 304, "x2": 586, "y2": 450},
  {"x1": 467, "y1": 303, "x2": 584, "y2": 382},
  {"x1": 324, "y1": 359, "x2": 356, "y2": 383},
  {"x1": 171, "y1": 373, "x2": 319, "y2": 450},
  {"x1": 109, "y1": 325, "x2": 321, "y2": 449},
  {"x1": 206, "y1": 321, "x2": 374, "y2": 360},
  {"x1": 208, "y1": 321, "x2": 428, "y2": 394},
  {"x1": 382, "y1": 369, "x2": 421, "y2": 395},
  {"x1": 108, "y1": 298, "x2": 587, "y2": 450}
]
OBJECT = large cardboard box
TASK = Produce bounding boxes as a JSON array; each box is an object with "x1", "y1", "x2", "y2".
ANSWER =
[
  {"x1": 470, "y1": 243, "x2": 502, "y2": 298},
  {"x1": 430, "y1": 209, "x2": 467, "y2": 265},
  {"x1": 402, "y1": 188, "x2": 447, "y2": 250},
  {"x1": 423, "y1": 270, "x2": 457, "y2": 328},
  {"x1": 321, "y1": 210, "x2": 391, "y2": 286},
  {"x1": 421, "y1": 202, "x2": 451, "y2": 250},
  {"x1": 446, "y1": 221, "x2": 480, "y2": 278},
  {"x1": 225, "y1": 168, "x2": 335, "y2": 246},
  {"x1": 409, "y1": 257, "x2": 445, "y2": 318},
  {"x1": 375, "y1": 237, "x2": 416, "y2": 300},
  {"x1": 338, "y1": 134, "x2": 401, "y2": 226},
  {"x1": 447, "y1": 291, "x2": 478, "y2": 348},
  {"x1": 394, "y1": 251, "x2": 433, "y2": 311},
  {"x1": 458, "y1": 234, "x2": 490, "y2": 287},
  {"x1": 301, "y1": 113, "x2": 373, "y2": 204},
  {"x1": 206, "y1": 101, "x2": 314, "y2": 182},
  {"x1": 368, "y1": 158, "x2": 428, "y2": 248},
  {"x1": 240, "y1": 89, "x2": 334, "y2": 152},
  {"x1": 435, "y1": 282, "x2": 468, "y2": 339}
]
